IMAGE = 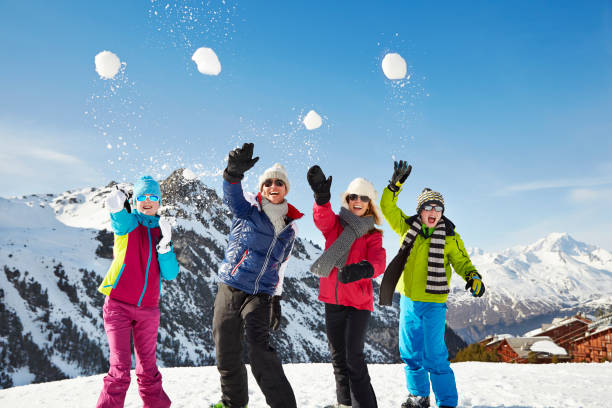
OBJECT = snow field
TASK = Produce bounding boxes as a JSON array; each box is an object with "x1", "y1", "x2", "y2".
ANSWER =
[{"x1": 1, "y1": 362, "x2": 610, "y2": 407}]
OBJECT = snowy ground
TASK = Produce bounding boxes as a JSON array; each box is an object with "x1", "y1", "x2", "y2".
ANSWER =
[{"x1": 1, "y1": 362, "x2": 610, "y2": 407}]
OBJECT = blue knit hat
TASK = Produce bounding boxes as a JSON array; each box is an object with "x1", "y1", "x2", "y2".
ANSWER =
[{"x1": 133, "y1": 175, "x2": 162, "y2": 205}]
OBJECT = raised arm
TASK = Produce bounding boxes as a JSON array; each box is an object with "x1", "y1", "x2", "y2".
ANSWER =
[
  {"x1": 380, "y1": 160, "x2": 413, "y2": 237},
  {"x1": 307, "y1": 165, "x2": 339, "y2": 237},
  {"x1": 105, "y1": 188, "x2": 138, "y2": 236},
  {"x1": 223, "y1": 142, "x2": 260, "y2": 219}
]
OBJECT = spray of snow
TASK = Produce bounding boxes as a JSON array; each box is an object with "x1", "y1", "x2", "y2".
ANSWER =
[
  {"x1": 94, "y1": 51, "x2": 122, "y2": 80},
  {"x1": 147, "y1": 1, "x2": 238, "y2": 52},
  {"x1": 191, "y1": 47, "x2": 221, "y2": 76},
  {"x1": 303, "y1": 110, "x2": 322, "y2": 130},
  {"x1": 381, "y1": 53, "x2": 408, "y2": 80}
]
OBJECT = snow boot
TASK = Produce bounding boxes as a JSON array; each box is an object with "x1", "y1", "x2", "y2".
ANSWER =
[
  {"x1": 401, "y1": 394, "x2": 430, "y2": 408},
  {"x1": 209, "y1": 402, "x2": 248, "y2": 408}
]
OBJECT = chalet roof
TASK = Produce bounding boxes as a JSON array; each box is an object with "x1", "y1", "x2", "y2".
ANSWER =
[
  {"x1": 581, "y1": 325, "x2": 612, "y2": 339},
  {"x1": 479, "y1": 334, "x2": 513, "y2": 346},
  {"x1": 504, "y1": 336, "x2": 567, "y2": 358},
  {"x1": 527, "y1": 315, "x2": 591, "y2": 337}
]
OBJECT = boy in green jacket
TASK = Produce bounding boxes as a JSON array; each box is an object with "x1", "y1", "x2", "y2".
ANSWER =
[{"x1": 379, "y1": 161, "x2": 485, "y2": 408}]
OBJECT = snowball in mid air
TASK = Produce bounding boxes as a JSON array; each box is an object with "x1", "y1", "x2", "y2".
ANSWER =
[
  {"x1": 303, "y1": 110, "x2": 322, "y2": 130},
  {"x1": 381, "y1": 53, "x2": 407, "y2": 80},
  {"x1": 191, "y1": 47, "x2": 221, "y2": 76},
  {"x1": 95, "y1": 51, "x2": 121, "y2": 80}
]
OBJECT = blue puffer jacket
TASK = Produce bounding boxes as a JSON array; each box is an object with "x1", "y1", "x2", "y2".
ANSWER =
[{"x1": 218, "y1": 180, "x2": 304, "y2": 296}]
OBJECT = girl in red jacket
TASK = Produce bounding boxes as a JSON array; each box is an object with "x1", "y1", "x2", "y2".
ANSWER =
[{"x1": 307, "y1": 165, "x2": 386, "y2": 408}]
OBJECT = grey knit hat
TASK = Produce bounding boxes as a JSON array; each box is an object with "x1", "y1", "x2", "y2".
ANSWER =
[{"x1": 258, "y1": 163, "x2": 290, "y2": 193}]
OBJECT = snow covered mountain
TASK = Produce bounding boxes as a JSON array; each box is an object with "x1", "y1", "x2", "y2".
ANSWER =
[
  {"x1": 0, "y1": 169, "x2": 466, "y2": 389},
  {"x1": 446, "y1": 232, "x2": 612, "y2": 343}
]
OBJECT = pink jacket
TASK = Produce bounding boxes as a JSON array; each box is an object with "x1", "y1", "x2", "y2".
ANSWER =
[{"x1": 313, "y1": 202, "x2": 386, "y2": 311}]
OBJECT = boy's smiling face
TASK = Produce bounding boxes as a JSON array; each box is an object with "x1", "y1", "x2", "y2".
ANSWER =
[
  {"x1": 420, "y1": 203, "x2": 442, "y2": 228},
  {"x1": 137, "y1": 195, "x2": 160, "y2": 216}
]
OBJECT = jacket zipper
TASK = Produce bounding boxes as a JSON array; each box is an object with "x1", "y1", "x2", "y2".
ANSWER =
[
  {"x1": 231, "y1": 249, "x2": 248, "y2": 275},
  {"x1": 335, "y1": 268, "x2": 340, "y2": 304},
  {"x1": 137, "y1": 226, "x2": 153, "y2": 307},
  {"x1": 255, "y1": 223, "x2": 292, "y2": 294}
]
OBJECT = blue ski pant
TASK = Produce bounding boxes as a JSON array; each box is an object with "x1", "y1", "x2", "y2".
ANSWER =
[{"x1": 399, "y1": 296, "x2": 458, "y2": 407}]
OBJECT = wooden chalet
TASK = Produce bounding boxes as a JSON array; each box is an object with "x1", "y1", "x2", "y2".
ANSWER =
[
  {"x1": 571, "y1": 318, "x2": 612, "y2": 362},
  {"x1": 490, "y1": 336, "x2": 569, "y2": 364},
  {"x1": 526, "y1": 314, "x2": 592, "y2": 351}
]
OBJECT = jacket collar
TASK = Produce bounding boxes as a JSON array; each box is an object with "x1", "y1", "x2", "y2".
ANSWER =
[
  {"x1": 256, "y1": 192, "x2": 304, "y2": 221},
  {"x1": 133, "y1": 210, "x2": 160, "y2": 228},
  {"x1": 407, "y1": 214, "x2": 455, "y2": 236}
]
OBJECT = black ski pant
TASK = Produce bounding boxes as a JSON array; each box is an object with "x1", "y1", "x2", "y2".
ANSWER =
[
  {"x1": 325, "y1": 303, "x2": 377, "y2": 408},
  {"x1": 212, "y1": 282, "x2": 297, "y2": 408}
]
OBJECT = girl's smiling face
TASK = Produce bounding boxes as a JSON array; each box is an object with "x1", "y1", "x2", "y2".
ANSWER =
[
  {"x1": 347, "y1": 194, "x2": 370, "y2": 217},
  {"x1": 261, "y1": 178, "x2": 287, "y2": 204},
  {"x1": 136, "y1": 195, "x2": 160, "y2": 216}
]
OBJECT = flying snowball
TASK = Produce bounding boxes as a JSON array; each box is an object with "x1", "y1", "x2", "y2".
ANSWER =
[
  {"x1": 381, "y1": 53, "x2": 407, "y2": 80},
  {"x1": 95, "y1": 51, "x2": 121, "y2": 79},
  {"x1": 303, "y1": 110, "x2": 322, "y2": 130},
  {"x1": 191, "y1": 47, "x2": 221, "y2": 76}
]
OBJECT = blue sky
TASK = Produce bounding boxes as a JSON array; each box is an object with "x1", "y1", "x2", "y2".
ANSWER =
[{"x1": 1, "y1": 0, "x2": 611, "y2": 254}]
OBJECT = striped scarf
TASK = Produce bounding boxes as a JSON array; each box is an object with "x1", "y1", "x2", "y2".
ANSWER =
[{"x1": 379, "y1": 217, "x2": 448, "y2": 305}]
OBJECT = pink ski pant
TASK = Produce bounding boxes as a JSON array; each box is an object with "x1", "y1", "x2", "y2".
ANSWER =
[{"x1": 96, "y1": 297, "x2": 171, "y2": 408}]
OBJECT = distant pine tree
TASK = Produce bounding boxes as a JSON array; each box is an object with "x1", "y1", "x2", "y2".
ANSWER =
[{"x1": 452, "y1": 343, "x2": 500, "y2": 363}]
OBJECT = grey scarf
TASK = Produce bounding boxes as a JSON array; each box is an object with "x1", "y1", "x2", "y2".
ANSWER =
[
  {"x1": 261, "y1": 197, "x2": 288, "y2": 235},
  {"x1": 310, "y1": 207, "x2": 375, "y2": 277}
]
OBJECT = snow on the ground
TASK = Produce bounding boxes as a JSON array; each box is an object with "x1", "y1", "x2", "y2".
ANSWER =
[
  {"x1": 1, "y1": 362, "x2": 610, "y2": 407},
  {"x1": 382, "y1": 53, "x2": 407, "y2": 80},
  {"x1": 303, "y1": 110, "x2": 322, "y2": 130},
  {"x1": 94, "y1": 51, "x2": 121, "y2": 79},
  {"x1": 191, "y1": 47, "x2": 222, "y2": 75}
]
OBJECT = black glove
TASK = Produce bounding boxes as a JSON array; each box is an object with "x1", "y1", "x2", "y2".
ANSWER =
[
  {"x1": 223, "y1": 142, "x2": 260, "y2": 183},
  {"x1": 307, "y1": 165, "x2": 332, "y2": 205},
  {"x1": 388, "y1": 160, "x2": 412, "y2": 192},
  {"x1": 269, "y1": 295, "x2": 282, "y2": 330},
  {"x1": 465, "y1": 271, "x2": 485, "y2": 297},
  {"x1": 338, "y1": 261, "x2": 374, "y2": 284}
]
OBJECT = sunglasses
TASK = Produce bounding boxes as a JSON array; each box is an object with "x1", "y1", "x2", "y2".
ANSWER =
[
  {"x1": 136, "y1": 195, "x2": 160, "y2": 202},
  {"x1": 263, "y1": 179, "x2": 285, "y2": 187},
  {"x1": 423, "y1": 204, "x2": 443, "y2": 212},
  {"x1": 348, "y1": 194, "x2": 371, "y2": 203}
]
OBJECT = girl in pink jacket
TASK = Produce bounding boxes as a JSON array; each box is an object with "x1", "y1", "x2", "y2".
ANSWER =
[
  {"x1": 97, "y1": 176, "x2": 179, "y2": 408},
  {"x1": 307, "y1": 166, "x2": 386, "y2": 408}
]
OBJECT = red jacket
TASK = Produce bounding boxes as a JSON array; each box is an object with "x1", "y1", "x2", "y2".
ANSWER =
[{"x1": 313, "y1": 202, "x2": 386, "y2": 311}]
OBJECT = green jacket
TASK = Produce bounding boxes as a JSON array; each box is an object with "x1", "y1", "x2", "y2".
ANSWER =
[{"x1": 380, "y1": 186, "x2": 477, "y2": 303}]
